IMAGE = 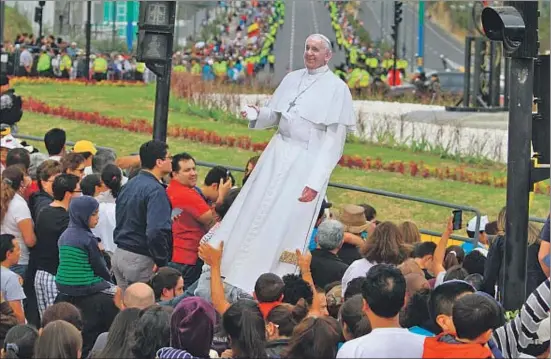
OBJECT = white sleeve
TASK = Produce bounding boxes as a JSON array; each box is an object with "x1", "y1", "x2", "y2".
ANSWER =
[
  {"x1": 249, "y1": 107, "x2": 281, "y2": 130},
  {"x1": 13, "y1": 197, "x2": 32, "y2": 223},
  {"x1": 305, "y1": 123, "x2": 347, "y2": 192}
]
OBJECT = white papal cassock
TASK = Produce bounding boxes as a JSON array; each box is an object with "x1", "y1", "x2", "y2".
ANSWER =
[{"x1": 207, "y1": 64, "x2": 356, "y2": 293}]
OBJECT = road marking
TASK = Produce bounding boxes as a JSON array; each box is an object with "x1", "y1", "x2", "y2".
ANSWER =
[
  {"x1": 289, "y1": 0, "x2": 296, "y2": 71},
  {"x1": 310, "y1": 0, "x2": 319, "y2": 33}
]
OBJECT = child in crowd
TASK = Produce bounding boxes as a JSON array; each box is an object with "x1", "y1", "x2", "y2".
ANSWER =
[{"x1": 423, "y1": 293, "x2": 502, "y2": 358}]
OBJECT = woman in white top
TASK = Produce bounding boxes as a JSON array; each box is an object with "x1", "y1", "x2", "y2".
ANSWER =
[
  {"x1": 92, "y1": 163, "x2": 123, "y2": 254},
  {"x1": 0, "y1": 165, "x2": 36, "y2": 277},
  {"x1": 341, "y1": 222, "x2": 408, "y2": 294}
]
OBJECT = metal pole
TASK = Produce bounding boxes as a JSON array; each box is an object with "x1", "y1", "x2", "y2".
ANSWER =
[
  {"x1": 473, "y1": 38, "x2": 482, "y2": 106},
  {"x1": 39, "y1": 6, "x2": 44, "y2": 39},
  {"x1": 393, "y1": 2, "x2": 398, "y2": 80},
  {"x1": 85, "y1": 0, "x2": 92, "y2": 80},
  {"x1": 152, "y1": 62, "x2": 172, "y2": 142},
  {"x1": 417, "y1": 1, "x2": 424, "y2": 72},
  {"x1": 463, "y1": 37, "x2": 472, "y2": 107},
  {"x1": 502, "y1": 56, "x2": 534, "y2": 311},
  {"x1": 504, "y1": 57, "x2": 510, "y2": 108},
  {"x1": 0, "y1": 0, "x2": 5, "y2": 48},
  {"x1": 380, "y1": 1, "x2": 384, "y2": 42},
  {"x1": 112, "y1": 1, "x2": 117, "y2": 49}
]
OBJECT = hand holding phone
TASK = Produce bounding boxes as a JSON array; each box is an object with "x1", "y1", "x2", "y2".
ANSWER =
[{"x1": 452, "y1": 209, "x2": 462, "y2": 230}]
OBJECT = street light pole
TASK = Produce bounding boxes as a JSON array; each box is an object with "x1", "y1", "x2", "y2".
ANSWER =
[
  {"x1": 112, "y1": 1, "x2": 117, "y2": 49},
  {"x1": 85, "y1": 0, "x2": 92, "y2": 80},
  {"x1": 0, "y1": 1, "x2": 5, "y2": 49}
]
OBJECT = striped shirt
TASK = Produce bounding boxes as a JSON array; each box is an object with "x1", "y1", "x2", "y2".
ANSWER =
[
  {"x1": 156, "y1": 347, "x2": 195, "y2": 359},
  {"x1": 492, "y1": 278, "x2": 550, "y2": 358}
]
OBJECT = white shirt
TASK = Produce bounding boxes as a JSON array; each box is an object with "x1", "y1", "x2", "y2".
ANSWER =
[
  {"x1": 337, "y1": 328, "x2": 426, "y2": 358},
  {"x1": 341, "y1": 258, "x2": 377, "y2": 294},
  {"x1": 0, "y1": 194, "x2": 32, "y2": 265}
]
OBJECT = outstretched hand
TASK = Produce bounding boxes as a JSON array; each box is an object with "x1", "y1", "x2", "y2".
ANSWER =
[
  {"x1": 240, "y1": 105, "x2": 259, "y2": 119},
  {"x1": 298, "y1": 186, "x2": 318, "y2": 202},
  {"x1": 199, "y1": 241, "x2": 224, "y2": 268}
]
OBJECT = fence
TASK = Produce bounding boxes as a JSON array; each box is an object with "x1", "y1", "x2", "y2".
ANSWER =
[{"x1": 14, "y1": 133, "x2": 548, "y2": 244}]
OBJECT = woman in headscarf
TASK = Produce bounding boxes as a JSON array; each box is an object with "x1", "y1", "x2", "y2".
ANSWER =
[
  {"x1": 156, "y1": 297, "x2": 217, "y2": 359},
  {"x1": 55, "y1": 195, "x2": 120, "y2": 303}
]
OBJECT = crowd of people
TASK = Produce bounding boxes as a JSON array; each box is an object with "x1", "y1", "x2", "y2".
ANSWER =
[{"x1": 0, "y1": 116, "x2": 549, "y2": 358}]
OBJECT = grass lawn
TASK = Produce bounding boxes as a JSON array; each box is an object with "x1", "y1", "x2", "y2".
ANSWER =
[
  {"x1": 18, "y1": 113, "x2": 550, "y2": 234},
  {"x1": 16, "y1": 83, "x2": 507, "y2": 176}
]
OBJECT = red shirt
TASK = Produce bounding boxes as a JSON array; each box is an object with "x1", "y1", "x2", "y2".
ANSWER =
[
  {"x1": 166, "y1": 180, "x2": 211, "y2": 265},
  {"x1": 24, "y1": 180, "x2": 40, "y2": 201},
  {"x1": 423, "y1": 334, "x2": 491, "y2": 358}
]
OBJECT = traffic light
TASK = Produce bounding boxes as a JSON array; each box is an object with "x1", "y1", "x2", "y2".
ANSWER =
[
  {"x1": 136, "y1": 1, "x2": 176, "y2": 65},
  {"x1": 394, "y1": 1, "x2": 403, "y2": 25},
  {"x1": 38, "y1": 1, "x2": 46, "y2": 7},
  {"x1": 34, "y1": 6, "x2": 42, "y2": 24}
]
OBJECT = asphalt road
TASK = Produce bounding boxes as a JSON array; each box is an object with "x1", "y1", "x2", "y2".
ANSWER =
[
  {"x1": 263, "y1": 0, "x2": 348, "y2": 86},
  {"x1": 360, "y1": 1, "x2": 465, "y2": 73}
]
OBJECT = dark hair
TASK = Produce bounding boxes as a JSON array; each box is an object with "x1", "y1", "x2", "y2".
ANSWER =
[
  {"x1": 34, "y1": 320, "x2": 82, "y2": 359},
  {"x1": 222, "y1": 300, "x2": 266, "y2": 358},
  {"x1": 360, "y1": 222, "x2": 408, "y2": 265},
  {"x1": 94, "y1": 308, "x2": 141, "y2": 359},
  {"x1": 101, "y1": 163, "x2": 122, "y2": 199},
  {"x1": 131, "y1": 305, "x2": 172, "y2": 359},
  {"x1": 463, "y1": 250, "x2": 486, "y2": 276},
  {"x1": 443, "y1": 265, "x2": 469, "y2": 282},
  {"x1": 344, "y1": 277, "x2": 366, "y2": 301},
  {"x1": 0, "y1": 234, "x2": 16, "y2": 262},
  {"x1": 359, "y1": 204, "x2": 376, "y2": 221},
  {"x1": 411, "y1": 242, "x2": 437, "y2": 259},
  {"x1": 465, "y1": 273, "x2": 484, "y2": 291},
  {"x1": 139, "y1": 140, "x2": 168, "y2": 170},
  {"x1": 399, "y1": 288, "x2": 431, "y2": 329},
  {"x1": 282, "y1": 274, "x2": 313, "y2": 305},
  {"x1": 453, "y1": 294, "x2": 502, "y2": 341},
  {"x1": 266, "y1": 301, "x2": 308, "y2": 337},
  {"x1": 215, "y1": 188, "x2": 240, "y2": 219},
  {"x1": 149, "y1": 267, "x2": 182, "y2": 301},
  {"x1": 61, "y1": 152, "x2": 85, "y2": 173},
  {"x1": 242, "y1": 155, "x2": 260, "y2": 186},
  {"x1": 205, "y1": 165, "x2": 234, "y2": 187},
  {"x1": 6, "y1": 148, "x2": 30, "y2": 170},
  {"x1": 171, "y1": 152, "x2": 195, "y2": 173},
  {"x1": 3, "y1": 325, "x2": 38, "y2": 359},
  {"x1": 428, "y1": 280, "x2": 475, "y2": 333},
  {"x1": 41, "y1": 302, "x2": 83, "y2": 331},
  {"x1": 362, "y1": 264, "x2": 406, "y2": 318},
  {"x1": 52, "y1": 174, "x2": 80, "y2": 201},
  {"x1": 254, "y1": 273, "x2": 285, "y2": 303},
  {"x1": 444, "y1": 245, "x2": 465, "y2": 270},
  {"x1": 283, "y1": 316, "x2": 341, "y2": 359},
  {"x1": 80, "y1": 174, "x2": 101, "y2": 196},
  {"x1": 339, "y1": 295, "x2": 371, "y2": 339},
  {"x1": 485, "y1": 221, "x2": 499, "y2": 235},
  {"x1": 36, "y1": 160, "x2": 61, "y2": 192},
  {"x1": 44, "y1": 128, "x2": 66, "y2": 156}
]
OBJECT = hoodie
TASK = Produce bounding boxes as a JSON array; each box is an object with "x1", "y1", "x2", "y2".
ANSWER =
[
  {"x1": 56, "y1": 196, "x2": 112, "y2": 297},
  {"x1": 423, "y1": 333, "x2": 492, "y2": 358}
]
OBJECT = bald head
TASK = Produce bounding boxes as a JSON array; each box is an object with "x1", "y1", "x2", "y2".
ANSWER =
[{"x1": 123, "y1": 282, "x2": 155, "y2": 309}]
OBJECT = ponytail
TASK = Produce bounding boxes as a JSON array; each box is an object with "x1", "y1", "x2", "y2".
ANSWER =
[
  {"x1": 2, "y1": 325, "x2": 39, "y2": 359},
  {"x1": 101, "y1": 163, "x2": 122, "y2": 199},
  {"x1": 444, "y1": 245, "x2": 465, "y2": 270},
  {"x1": 1, "y1": 166, "x2": 25, "y2": 223}
]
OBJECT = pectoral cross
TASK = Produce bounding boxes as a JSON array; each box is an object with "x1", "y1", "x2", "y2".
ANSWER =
[{"x1": 287, "y1": 100, "x2": 296, "y2": 112}]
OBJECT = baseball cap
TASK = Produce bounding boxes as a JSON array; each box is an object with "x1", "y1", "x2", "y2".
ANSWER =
[
  {"x1": 73, "y1": 140, "x2": 97, "y2": 155},
  {"x1": 0, "y1": 134, "x2": 23, "y2": 150},
  {"x1": 0, "y1": 124, "x2": 11, "y2": 136},
  {"x1": 467, "y1": 215, "x2": 490, "y2": 232}
]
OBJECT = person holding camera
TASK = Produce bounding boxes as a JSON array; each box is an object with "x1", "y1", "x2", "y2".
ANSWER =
[{"x1": 0, "y1": 75, "x2": 23, "y2": 134}]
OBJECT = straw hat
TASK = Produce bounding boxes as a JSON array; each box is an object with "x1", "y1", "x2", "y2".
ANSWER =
[{"x1": 339, "y1": 204, "x2": 371, "y2": 234}]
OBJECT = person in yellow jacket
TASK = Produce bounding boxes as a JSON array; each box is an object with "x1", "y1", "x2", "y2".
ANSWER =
[
  {"x1": 190, "y1": 60, "x2": 201, "y2": 75},
  {"x1": 37, "y1": 48, "x2": 52, "y2": 77},
  {"x1": 93, "y1": 53, "x2": 108, "y2": 81},
  {"x1": 135, "y1": 60, "x2": 146, "y2": 81},
  {"x1": 59, "y1": 48, "x2": 72, "y2": 79},
  {"x1": 268, "y1": 54, "x2": 275, "y2": 73}
]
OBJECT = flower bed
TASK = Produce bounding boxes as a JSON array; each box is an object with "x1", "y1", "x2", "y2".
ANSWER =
[
  {"x1": 22, "y1": 97, "x2": 550, "y2": 195},
  {"x1": 9, "y1": 77, "x2": 146, "y2": 87}
]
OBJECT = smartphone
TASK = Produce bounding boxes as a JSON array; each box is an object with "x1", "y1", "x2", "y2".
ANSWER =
[{"x1": 452, "y1": 209, "x2": 463, "y2": 230}]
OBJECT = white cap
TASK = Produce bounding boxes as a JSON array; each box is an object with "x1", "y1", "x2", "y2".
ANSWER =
[
  {"x1": 467, "y1": 215, "x2": 490, "y2": 232},
  {"x1": 0, "y1": 134, "x2": 23, "y2": 150}
]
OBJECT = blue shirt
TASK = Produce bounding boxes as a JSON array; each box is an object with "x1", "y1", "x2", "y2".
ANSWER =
[
  {"x1": 308, "y1": 228, "x2": 318, "y2": 252},
  {"x1": 409, "y1": 326, "x2": 435, "y2": 337}
]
